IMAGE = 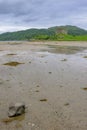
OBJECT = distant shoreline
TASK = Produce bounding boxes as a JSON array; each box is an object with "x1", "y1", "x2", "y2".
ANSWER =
[{"x1": 0, "y1": 41, "x2": 87, "y2": 47}]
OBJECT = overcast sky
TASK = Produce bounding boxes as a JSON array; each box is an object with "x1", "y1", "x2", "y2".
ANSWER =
[{"x1": 0, "y1": 0, "x2": 87, "y2": 32}]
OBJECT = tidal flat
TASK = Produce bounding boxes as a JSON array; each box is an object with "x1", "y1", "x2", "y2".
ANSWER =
[{"x1": 0, "y1": 41, "x2": 87, "y2": 130}]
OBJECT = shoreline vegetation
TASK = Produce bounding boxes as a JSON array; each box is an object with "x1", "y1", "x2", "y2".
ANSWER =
[{"x1": 0, "y1": 25, "x2": 87, "y2": 41}]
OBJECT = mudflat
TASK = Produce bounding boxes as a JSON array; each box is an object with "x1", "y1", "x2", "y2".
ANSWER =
[{"x1": 0, "y1": 41, "x2": 87, "y2": 130}]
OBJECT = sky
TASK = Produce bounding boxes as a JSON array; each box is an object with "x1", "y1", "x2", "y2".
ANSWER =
[{"x1": 0, "y1": 0, "x2": 87, "y2": 32}]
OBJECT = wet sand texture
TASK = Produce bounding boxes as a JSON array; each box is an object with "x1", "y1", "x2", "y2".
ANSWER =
[{"x1": 0, "y1": 41, "x2": 87, "y2": 130}]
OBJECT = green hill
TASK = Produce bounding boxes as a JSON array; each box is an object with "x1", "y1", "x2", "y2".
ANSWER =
[
  {"x1": 49, "y1": 25, "x2": 87, "y2": 35},
  {"x1": 0, "y1": 25, "x2": 87, "y2": 41}
]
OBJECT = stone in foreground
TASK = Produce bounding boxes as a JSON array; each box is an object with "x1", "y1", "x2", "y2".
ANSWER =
[{"x1": 8, "y1": 102, "x2": 25, "y2": 117}]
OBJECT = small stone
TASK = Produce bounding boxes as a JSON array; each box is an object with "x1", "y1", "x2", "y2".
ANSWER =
[
  {"x1": 32, "y1": 123, "x2": 35, "y2": 127},
  {"x1": 8, "y1": 102, "x2": 26, "y2": 117},
  {"x1": 49, "y1": 72, "x2": 52, "y2": 74}
]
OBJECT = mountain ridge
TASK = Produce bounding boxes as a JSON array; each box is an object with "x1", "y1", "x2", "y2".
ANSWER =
[{"x1": 0, "y1": 25, "x2": 87, "y2": 41}]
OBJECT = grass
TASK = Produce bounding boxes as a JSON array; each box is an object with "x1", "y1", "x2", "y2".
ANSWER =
[{"x1": 54, "y1": 34, "x2": 87, "y2": 41}]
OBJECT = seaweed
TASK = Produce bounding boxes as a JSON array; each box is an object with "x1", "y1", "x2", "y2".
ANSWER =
[
  {"x1": 40, "y1": 99, "x2": 47, "y2": 102},
  {"x1": 82, "y1": 88, "x2": 87, "y2": 90},
  {"x1": 3, "y1": 62, "x2": 24, "y2": 66},
  {"x1": 83, "y1": 56, "x2": 87, "y2": 58},
  {"x1": 7, "y1": 53, "x2": 16, "y2": 56}
]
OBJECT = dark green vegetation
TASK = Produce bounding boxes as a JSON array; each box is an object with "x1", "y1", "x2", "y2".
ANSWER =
[{"x1": 0, "y1": 25, "x2": 87, "y2": 41}]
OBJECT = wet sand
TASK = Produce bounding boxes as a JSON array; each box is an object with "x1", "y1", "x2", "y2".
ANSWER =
[{"x1": 0, "y1": 41, "x2": 87, "y2": 130}]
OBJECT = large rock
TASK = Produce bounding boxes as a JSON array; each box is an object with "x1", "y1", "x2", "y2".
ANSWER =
[{"x1": 8, "y1": 102, "x2": 25, "y2": 117}]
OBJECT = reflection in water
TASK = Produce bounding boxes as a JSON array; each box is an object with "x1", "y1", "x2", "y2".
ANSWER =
[{"x1": 40, "y1": 45, "x2": 87, "y2": 54}]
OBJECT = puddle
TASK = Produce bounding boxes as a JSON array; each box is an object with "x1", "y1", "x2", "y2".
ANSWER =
[
  {"x1": 3, "y1": 62, "x2": 24, "y2": 66},
  {"x1": 41, "y1": 45, "x2": 87, "y2": 54}
]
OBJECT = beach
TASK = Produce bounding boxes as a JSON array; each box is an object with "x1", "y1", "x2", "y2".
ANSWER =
[{"x1": 0, "y1": 41, "x2": 87, "y2": 130}]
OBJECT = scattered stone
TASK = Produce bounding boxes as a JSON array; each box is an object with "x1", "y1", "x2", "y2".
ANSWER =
[
  {"x1": 8, "y1": 102, "x2": 26, "y2": 117},
  {"x1": 49, "y1": 72, "x2": 52, "y2": 74},
  {"x1": 7, "y1": 53, "x2": 16, "y2": 56},
  {"x1": 0, "y1": 81, "x2": 3, "y2": 85},
  {"x1": 64, "y1": 103, "x2": 69, "y2": 106},
  {"x1": 36, "y1": 85, "x2": 40, "y2": 87},
  {"x1": 28, "y1": 122, "x2": 35, "y2": 127},
  {"x1": 8, "y1": 86, "x2": 11, "y2": 88},
  {"x1": 60, "y1": 85, "x2": 63, "y2": 88},
  {"x1": 61, "y1": 59, "x2": 67, "y2": 61},
  {"x1": 35, "y1": 90, "x2": 39, "y2": 92},
  {"x1": 32, "y1": 123, "x2": 35, "y2": 127},
  {"x1": 6, "y1": 80, "x2": 10, "y2": 82}
]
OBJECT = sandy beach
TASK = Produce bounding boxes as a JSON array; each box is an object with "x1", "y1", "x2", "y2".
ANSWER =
[{"x1": 0, "y1": 41, "x2": 87, "y2": 130}]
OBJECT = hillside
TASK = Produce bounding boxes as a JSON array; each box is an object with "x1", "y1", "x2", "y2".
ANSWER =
[{"x1": 0, "y1": 25, "x2": 87, "y2": 41}]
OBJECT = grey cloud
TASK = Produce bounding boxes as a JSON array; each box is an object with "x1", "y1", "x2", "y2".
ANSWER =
[{"x1": 0, "y1": 0, "x2": 87, "y2": 32}]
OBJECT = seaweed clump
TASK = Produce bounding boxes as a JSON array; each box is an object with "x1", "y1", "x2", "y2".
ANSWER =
[
  {"x1": 82, "y1": 88, "x2": 87, "y2": 90},
  {"x1": 83, "y1": 56, "x2": 87, "y2": 58},
  {"x1": 3, "y1": 62, "x2": 24, "y2": 66},
  {"x1": 7, "y1": 53, "x2": 16, "y2": 56},
  {"x1": 40, "y1": 99, "x2": 47, "y2": 102}
]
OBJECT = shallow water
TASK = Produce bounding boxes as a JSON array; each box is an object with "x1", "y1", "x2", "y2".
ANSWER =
[{"x1": 0, "y1": 43, "x2": 87, "y2": 130}]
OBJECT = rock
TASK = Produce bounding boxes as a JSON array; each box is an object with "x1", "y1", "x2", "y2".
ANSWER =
[{"x1": 8, "y1": 102, "x2": 25, "y2": 117}]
